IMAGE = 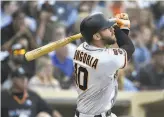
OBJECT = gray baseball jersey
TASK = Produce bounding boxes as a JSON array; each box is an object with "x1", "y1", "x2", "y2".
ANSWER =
[{"x1": 73, "y1": 42, "x2": 127, "y2": 115}]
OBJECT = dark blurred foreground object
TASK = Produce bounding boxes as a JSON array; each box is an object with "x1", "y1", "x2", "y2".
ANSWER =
[
  {"x1": 137, "y1": 50, "x2": 164, "y2": 90},
  {"x1": 1, "y1": 67, "x2": 62, "y2": 117}
]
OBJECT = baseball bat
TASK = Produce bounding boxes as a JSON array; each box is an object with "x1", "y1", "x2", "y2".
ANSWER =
[{"x1": 25, "y1": 33, "x2": 82, "y2": 61}]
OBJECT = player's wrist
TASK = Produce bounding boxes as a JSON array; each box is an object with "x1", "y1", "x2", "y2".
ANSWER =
[
  {"x1": 116, "y1": 19, "x2": 130, "y2": 30},
  {"x1": 114, "y1": 13, "x2": 130, "y2": 30}
]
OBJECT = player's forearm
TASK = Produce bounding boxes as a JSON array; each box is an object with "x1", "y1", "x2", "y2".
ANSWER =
[
  {"x1": 114, "y1": 26, "x2": 135, "y2": 60},
  {"x1": 121, "y1": 29, "x2": 129, "y2": 35}
]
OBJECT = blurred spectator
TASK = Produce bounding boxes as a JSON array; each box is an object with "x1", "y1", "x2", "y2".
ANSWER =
[
  {"x1": 53, "y1": 1, "x2": 78, "y2": 34},
  {"x1": 137, "y1": 50, "x2": 164, "y2": 90},
  {"x1": 1, "y1": 10, "x2": 37, "y2": 50},
  {"x1": 22, "y1": 1, "x2": 38, "y2": 19},
  {"x1": 118, "y1": 70, "x2": 138, "y2": 91},
  {"x1": 139, "y1": 9, "x2": 154, "y2": 29},
  {"x1": 51, "y1": 23, "x2": 77, "y2": 58},
  {"x1": 73, "y1": 1, "x2": 91, "y2": 45},
  {"x1": 24, "y1": 14, "x2": 37, "y2": 33},
  {"x1": 2, "y1": 37, "x2": 36, "y2": 85},
  {"x1": 131, "y1": 29, "x2": 151, "y2": 71},
  {"x1": 20, "y1": 1, "x2": 38, "y2": 32},
  {"x1": 150, "y1": 1, "x2": 164, "y2": 29},
  {"x1": 28, "y1": 57, "x2": 60, "y2": 90},
  {"x1": 49, "y1": 24, "x2": 76, "y2": 89},
  {"x1": 50, "y1": 45, "x2": 74, "y2": 89},
  {"x1": 124, "y1": 62, "x2": 137, "y2": 82},
  {"x1": 140, "y1": 25, "x2": 153, "y2": 47},
  {"x1": 147, "y1": 33, "x2": 161, "y2": 52},
  {"x1": 91, "y1": 1, "x2": 112, "y2": 17},
  {"x1": 36, "y1": 1, "x2": 57, "y2": 45},
  {"x1": 1, "y1": 67, "x2": 62, "y2": 117},
  {"x1": 73, "y1": 2, "x2": 90, "y2": 34},
  {"x1": 109, "y1": 1, "x2": 125, "y2": 16},
  {"x1": 0, "y1": 1, "x2": 19, "y2": 29}
]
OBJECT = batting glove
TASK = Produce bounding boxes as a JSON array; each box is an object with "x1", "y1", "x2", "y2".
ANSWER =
[{"x1": 115, "y1": 13, "x2": 130, "y2": 30}]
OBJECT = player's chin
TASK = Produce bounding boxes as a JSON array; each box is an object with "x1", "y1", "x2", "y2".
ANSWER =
[{"x1": 103, "y1": 38, "x2": 116, "y2": 45}]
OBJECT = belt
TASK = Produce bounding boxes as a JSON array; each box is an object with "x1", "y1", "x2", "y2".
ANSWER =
[{"x1": 75, "y1": 110, "x2": 111, "y2": 117}]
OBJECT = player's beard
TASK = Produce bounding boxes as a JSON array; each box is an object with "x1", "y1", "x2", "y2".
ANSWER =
[{"x1": 101, "y1": 35, "x2": 116, "y2": 45}]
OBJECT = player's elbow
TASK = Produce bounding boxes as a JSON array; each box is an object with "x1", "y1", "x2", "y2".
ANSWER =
[
  {"x1": 125, "y1": 44, "x2": 135, "y2": 61},
  {"x1": 128, "y1": 45, "x2": 135, "y2": 60},
  {"x1": 128, "y1": 40, "x2": 135, "y2": 58}
]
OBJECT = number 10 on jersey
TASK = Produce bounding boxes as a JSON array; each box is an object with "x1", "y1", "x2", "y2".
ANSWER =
[{"x1": 74, "y1": 63, "x2": 88, "y2": 90}]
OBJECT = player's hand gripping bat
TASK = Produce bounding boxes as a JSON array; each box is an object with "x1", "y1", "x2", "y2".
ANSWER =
[{"x1": 25, "y1": 17, "x2": 129, "y2": 61}]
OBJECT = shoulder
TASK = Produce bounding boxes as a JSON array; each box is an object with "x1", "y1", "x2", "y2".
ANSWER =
[
  {"x1": 106, "y1": 48, "x2": 127, "y2": 56},
  {"x1": 100, "y1": 48, "x2": 127, "y2": 69}
]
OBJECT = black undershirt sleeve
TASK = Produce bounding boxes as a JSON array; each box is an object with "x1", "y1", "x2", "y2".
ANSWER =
[{"x1": 114, "y1": 26, "x2": 135, "y2": 60}]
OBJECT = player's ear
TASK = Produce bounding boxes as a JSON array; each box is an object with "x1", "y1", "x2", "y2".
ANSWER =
[{"x1": 93, "y1": 33, "x2": 101, "y2": 40}]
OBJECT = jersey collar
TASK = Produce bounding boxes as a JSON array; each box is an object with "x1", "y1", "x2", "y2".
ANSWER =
[{"x1": 83, "y1": 42, "x2": 105, "y2": 51}]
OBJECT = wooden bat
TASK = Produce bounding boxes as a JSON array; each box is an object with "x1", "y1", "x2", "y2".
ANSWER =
[{"x1": 25, "y1": 33, "x2": 82, "y2": 61}]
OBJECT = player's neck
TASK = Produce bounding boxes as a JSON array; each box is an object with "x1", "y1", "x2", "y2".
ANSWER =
[{"x1": 91, "y1": 41, "x2": 105, "y2": 48}]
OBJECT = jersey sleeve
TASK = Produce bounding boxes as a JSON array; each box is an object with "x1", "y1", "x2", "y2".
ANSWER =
[{"x1": 107, "y1": 48, "x2": 127, "y2": 70}]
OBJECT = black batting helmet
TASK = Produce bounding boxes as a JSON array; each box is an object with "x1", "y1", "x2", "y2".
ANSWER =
[{"x1": 80, "y1": 12, "x2": 115, "y2": 43}]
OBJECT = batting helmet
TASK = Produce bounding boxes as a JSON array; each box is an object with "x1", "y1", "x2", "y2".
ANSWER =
[{"x1": 80, "y1": 12, "x2": 115, "y2": 43}]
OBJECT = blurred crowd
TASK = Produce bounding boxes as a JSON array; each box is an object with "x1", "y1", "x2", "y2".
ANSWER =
[{"x1": 1, "y1": 1, "x2": 164, "y2": 92}]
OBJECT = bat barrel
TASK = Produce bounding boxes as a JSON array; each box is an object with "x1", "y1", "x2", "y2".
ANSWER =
[{"x1": 25, "y1": 33, "x2": 82, "y2": 61}]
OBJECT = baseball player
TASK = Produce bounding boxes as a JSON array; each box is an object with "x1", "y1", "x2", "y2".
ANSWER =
[{"x1": 73, "y1": 12, "x2": 135, "y2": 117}]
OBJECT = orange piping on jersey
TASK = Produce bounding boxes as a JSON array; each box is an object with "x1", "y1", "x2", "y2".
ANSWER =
[{"x1": 120, "y1": 49, "x2": 127, "y2": 69}]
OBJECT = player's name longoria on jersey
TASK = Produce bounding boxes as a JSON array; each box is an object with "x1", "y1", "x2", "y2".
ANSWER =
[
  {"x1": 73, "y1": 42, "x2": 127, "y2": 115},
  {"x1": 74, "y1": 49, "x2": 99, "y2": 69}
]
